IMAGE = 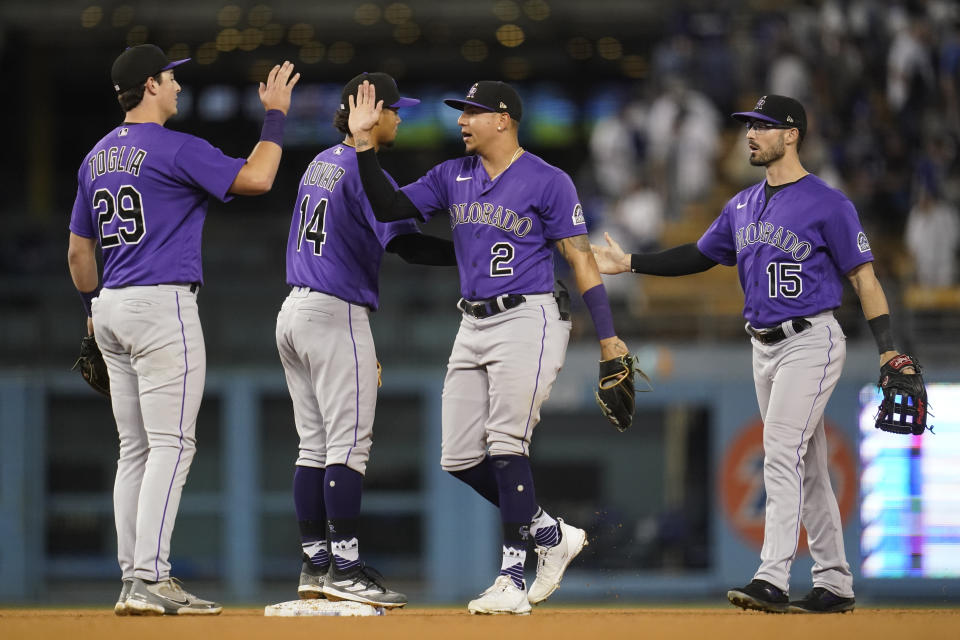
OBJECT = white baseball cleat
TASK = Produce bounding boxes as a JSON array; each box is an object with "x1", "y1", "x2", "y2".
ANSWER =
[
  {"x1": 467, "y1": 575, "x2": 532, "y2": 615},
  {"x1": 114, "y1": 579, "x2": 132, "y2": 616},
  {"x1": 528, "y1": 519, "x2": 588, "y2": 604}
]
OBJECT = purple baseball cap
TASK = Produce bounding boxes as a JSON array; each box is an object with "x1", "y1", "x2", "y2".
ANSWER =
[
  {"x1": 732, "y1": 94, "x2": 807, "y2": 138},
  {"x1": 111, "y1": 44, "x2": 190, "y2": 94},
  {"x1": 444, "y1": 81, "x2": 523, "y2": 122},
  {"x1": 340, "y1": 72, "x2": 420, "y2": 112}
]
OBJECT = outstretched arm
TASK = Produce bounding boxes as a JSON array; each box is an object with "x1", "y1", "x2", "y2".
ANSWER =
[
  {"x1": 556, "y1": 234, "x2": 628, "y2": 361},
  {"x1": 229, "y1": 61, "x2": 301, "y2": 195},
  {"x1": 591, "y1": 232, "x2": 717, "y2": 276},
  {"x1": 386, "y1": 233, "x2": 457, "y2": 266}
]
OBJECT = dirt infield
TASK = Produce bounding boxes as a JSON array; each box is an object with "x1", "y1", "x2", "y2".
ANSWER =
[{"x1": 1, "y1": 607, "x2": 957, "y2": 640}]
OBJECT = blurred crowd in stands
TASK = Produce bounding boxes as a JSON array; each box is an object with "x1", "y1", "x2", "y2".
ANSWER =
[{"x1": 586, "y1": 0, "x2": 960, "y2": 298}]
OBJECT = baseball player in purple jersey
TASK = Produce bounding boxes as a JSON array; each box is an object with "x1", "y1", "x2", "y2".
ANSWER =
[
  {"x1": 66, "y1": 44, "x2": 299, "y2": 615},
  {"x1": 277, "y1": 72, "x2": 457, "y2": 608},
  {"x1": 347, "y1": 80, "x2": 630, "y2": 614},
  {"x1": 594, "y1": 95, "x2": 916, "y2": 614}
]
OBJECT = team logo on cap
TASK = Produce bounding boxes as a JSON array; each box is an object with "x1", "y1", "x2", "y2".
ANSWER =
[
  {"x1": 786, "y1": 115, "x2": 794, "y2": 123},
  {"x1": 467, "y1": 83, "x2": 478, "y2": 98},
  {"x1": 755, "y1": 96, "x2": 767, "y2": 110},
  {"x1": 499, "y1": 101, "x2": 507, "y2": 109}
]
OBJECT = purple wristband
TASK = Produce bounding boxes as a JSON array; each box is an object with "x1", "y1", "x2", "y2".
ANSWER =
[
  {"x1": 582, "y1": 284, "x2": 616, "y2": 340},
  {"x1": 260, "y1": 109, "x2": 286, "y2": 146},
  {"x1": 78, "y1": 286, "x2": 101, "y2": 317}
]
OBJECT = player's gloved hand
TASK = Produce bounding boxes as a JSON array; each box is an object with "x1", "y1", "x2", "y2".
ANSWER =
[
  {"x1": 875, "y1": 353, "x2": 929, "y2": 435},
  {"x1": 595, "y1": 353, "x2": 647, "y2": 432},
  {"x1": 73, "y1": 335, "x2": 110, "y2": 397}
]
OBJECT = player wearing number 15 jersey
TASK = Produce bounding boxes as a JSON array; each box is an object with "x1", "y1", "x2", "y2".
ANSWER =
[
  {"x1": 594, "y1": 95, "x2": 911, "y2": 614},
  {"x1": 275, "y1": 72, "x2": 456, "y2": 608},
  {"x1": 67, "y1": 44, "x2": 299, "y2": 615}
]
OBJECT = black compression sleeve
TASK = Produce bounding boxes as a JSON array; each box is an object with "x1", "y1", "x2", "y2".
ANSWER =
[
  {"x1": 629, "y1": 243, "x2": 718, "y2": 276},
  {"x1": 386, "y1": 233, "x2": 457, "y2": 266},
  {"x1": 867, "y1": 313, "x2": 895, "y2": 353},
  {"x1": 355, "y1": 148, "x2": 423, "y2": 222}
]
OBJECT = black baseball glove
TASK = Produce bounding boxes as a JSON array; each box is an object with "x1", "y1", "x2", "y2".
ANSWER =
[
  {"x1": 72, "y1": 335, "x2": 110, "y2": 397},
  {"x1": 595, "y1": 353, "x2": 648, "y2": 432},
  {"x1": 876, "y1": 354, "x2": 928, "y2": 435}
]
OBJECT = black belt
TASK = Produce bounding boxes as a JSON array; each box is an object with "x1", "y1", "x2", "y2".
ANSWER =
[
  {"x1": 747, "y1": 318, "x2": 812, "y2": 345},
  {"x1": 173, "y1": 282, "x2": 201, "y2": 293},
  {"x1": 457, "y1": 294, "x2": 526, "y2": 319}
]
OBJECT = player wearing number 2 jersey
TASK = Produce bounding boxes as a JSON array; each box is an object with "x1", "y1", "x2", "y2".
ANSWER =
[
  {"x1": 67, "y1": 45, "x2": 299, "y2": 615},
  {"x1": 348, "y1": 80, "x2": 630, "y2": 614},
  {"x1": 276, "y1": 72, "x2": 456, "y2": 608},
  {"x1": 594, "y1": 95, "x2": 912, "y2": 614}
]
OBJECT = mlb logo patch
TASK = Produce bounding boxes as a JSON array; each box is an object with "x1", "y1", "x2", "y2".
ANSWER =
[
  {"x1": 857, "y1": 231, "x2": 871, "y2": 253},
  {"x1": 571, "y1": 203, "x2": 585, "y2": 226},
  {"x1": 119, "y1": 127, "x2": 129, "y2": 137},
  {"x1": 334, "y1": 146, "x2": 344, "y2": 155}
]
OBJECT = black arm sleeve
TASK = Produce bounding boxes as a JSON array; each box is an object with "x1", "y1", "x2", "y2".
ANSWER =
[
  {"x1": 629, "y1": 242, "x2": 718, "y2": 276},
  {"x1": 386, "y1": 233, "x2": 457, "y2": 266},
  {"x1": 355, "y1": 148, "x2": 423, "y2": 222}
]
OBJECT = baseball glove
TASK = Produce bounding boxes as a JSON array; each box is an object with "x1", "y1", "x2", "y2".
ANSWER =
[
  {"x1": 876, "y1": 354, "x2": 928, "y2": 435},
  {"x1": 595, "y1": 353, "x2": 647, "y2": 432},
  {"x1": 72, "y1": 335, "x2": 110, "y2": 397}
]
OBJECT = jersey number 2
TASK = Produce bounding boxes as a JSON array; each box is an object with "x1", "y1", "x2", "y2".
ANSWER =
[
  {"x1": 297, "y1": 194, "x2": 328, "y2": 256},
  {"x1": 95, "y1": 186, "x2": 145, "y2": 248},
  {"x1": 766, "y1": 262, "x2": 802, "y2": 298},
  {"x1": 490, "y1": 242, "x2": 515, "y2": 277}
]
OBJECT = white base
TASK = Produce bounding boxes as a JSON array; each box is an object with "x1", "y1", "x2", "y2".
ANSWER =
[{"x1": 264, "y1": 599, "x2": 386, "y2": 617}]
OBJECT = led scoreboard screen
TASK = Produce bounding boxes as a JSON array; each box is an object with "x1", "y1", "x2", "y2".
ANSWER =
[{"x1": 860, "y1": 383, "x2": 960, "y2": 577}]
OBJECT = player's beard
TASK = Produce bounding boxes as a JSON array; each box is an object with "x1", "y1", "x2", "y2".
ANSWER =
[{"x1": 749, "y1": 134, "x2": 786, "y2": 166}]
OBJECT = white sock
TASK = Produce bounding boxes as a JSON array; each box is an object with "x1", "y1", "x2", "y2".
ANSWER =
[{"x1": 499, "y1": 546, "x2": 526, "y2": 590}]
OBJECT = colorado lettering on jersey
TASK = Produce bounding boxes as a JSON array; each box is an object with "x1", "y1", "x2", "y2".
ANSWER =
[
  {"x1": 448, "y1": 201, "x2": 533, "y2": 238},
  {"x1": 302, "y1": 159, "x2": 346, "y2": 193},
  {"x1": 88, "y1": 146, "x2": 148, "y2": 181},
  {"x1": 735, "y1": 222, "x2": 813, "y2": 261}
]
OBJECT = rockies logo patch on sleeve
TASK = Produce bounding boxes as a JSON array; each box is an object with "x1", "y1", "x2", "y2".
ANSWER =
[
  {"x1": 572, "y1": 203, "x2": 585, "y2": 226},
  {"x1": 857, "y1": 231, "x2": 871, "y2": 253}
]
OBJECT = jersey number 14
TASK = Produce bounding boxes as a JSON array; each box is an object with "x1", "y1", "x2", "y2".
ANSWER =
[{"x1": 296, "y1": 194, "x2": 328, "y2": 256}]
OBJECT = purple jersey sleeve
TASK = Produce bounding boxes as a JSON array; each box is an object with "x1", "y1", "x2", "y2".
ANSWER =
[
  {"x1": 172, "y1": 137, "x2": 246, "y2": 202},
  {"x1": 822, "y1": 197, "x2": 874, "y2": 274},
  {"x1": 696, "y1": 202, "x2": 738, "y2": 266},
  {"x1": 538, "y1": 171, "x2": 587, "y2": 240},
  {"x1": 400, "y1": 162, "x2": 449, "y2": 220},
  {"x1": 69, "y1": 181, "x2": 95, "y2": 238}
]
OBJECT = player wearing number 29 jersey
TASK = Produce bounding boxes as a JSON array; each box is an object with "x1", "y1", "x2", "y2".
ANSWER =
[
  {"x1": 66, "y1": 45, "x2": 300, "y2": 615},
  {"x1": 70, "y1": 124, "x2": 245, "y2": 287}
]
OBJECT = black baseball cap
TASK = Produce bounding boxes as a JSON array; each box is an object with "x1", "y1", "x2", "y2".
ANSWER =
[
  {"x1": 732, "y1": 94, "x2": 807, "y2": 138},
  {"x1": 444, "y1": 81, "x2": 523, "y2": 122},
  {"x1": 339, "y1": 72, "x2": 419, "y2": 112},
  {"x1": 111, "y1": 44, "x2": 190, "y2": 94}
]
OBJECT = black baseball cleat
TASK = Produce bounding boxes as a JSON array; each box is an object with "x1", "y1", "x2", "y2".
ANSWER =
[
  {"x1": 788, "y1": 587, "x2": 855, "y2": 613},
  {"x1": 727, "y1": 579, "x2": 789, "y2": 613}
]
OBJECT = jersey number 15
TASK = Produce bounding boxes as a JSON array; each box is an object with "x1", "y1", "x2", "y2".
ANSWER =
[{"x1": 767, "y1": 262, "x2": 802, "y2": 298}]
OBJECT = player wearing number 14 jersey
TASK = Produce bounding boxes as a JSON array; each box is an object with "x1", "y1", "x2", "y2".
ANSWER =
[{"x1": 276, "y1": 72, "x2": 456, "y2": 608}]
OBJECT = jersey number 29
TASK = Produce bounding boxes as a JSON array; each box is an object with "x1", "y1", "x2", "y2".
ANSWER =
[
  {"x1": 94, "y1": 186, "x2": 145, "y2": 248},
  {"x1": 297, "y1": 194, "x2": 328, "y2": 256}
]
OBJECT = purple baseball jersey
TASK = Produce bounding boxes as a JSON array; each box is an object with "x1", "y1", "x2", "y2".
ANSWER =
[
  {"x1": 285, "y1": 145, "x2": 419, "y2": 309},
  {"x1": 69, "y1": 123, "x2": 245, "y2": 288},
  {"x1": 697, "y1": 174, "x2": 873, "y2": 328},
  {"x1": 401, "y1": 152, "x2": 586, "y2": 300}
]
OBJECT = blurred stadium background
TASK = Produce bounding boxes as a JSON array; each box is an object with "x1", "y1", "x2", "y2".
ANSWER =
[{"x1": 1, "y1": 0, "x2": 959, "y2": 607}]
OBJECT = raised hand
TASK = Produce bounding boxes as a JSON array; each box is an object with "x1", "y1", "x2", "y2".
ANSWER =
[
  {"x1": 348, "y1": 80, "x2": 383, "y2": 142},
  {"x1": 258, "y1": 61, "x2": 301, "y2": 115},
  {"x1": 591, "y1": 232, "x2": 631, "y2": 274}
]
